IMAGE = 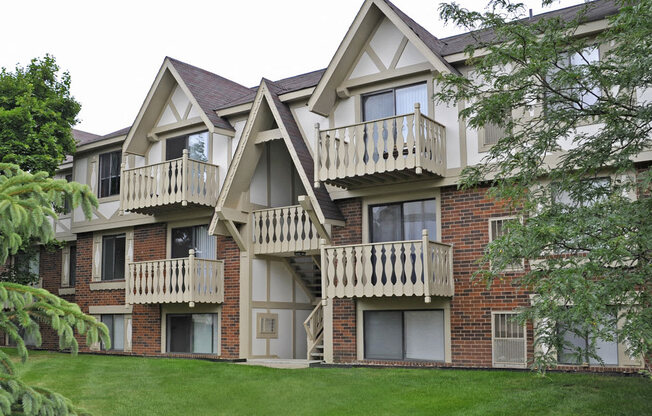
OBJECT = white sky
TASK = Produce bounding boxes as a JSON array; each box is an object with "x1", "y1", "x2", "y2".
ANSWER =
[{"x1": 0, "y1": 0, "x2": 583, "y2": 135}]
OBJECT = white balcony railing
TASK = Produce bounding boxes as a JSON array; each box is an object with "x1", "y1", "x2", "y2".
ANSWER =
[
  {"x1": 321, "y1": 230, "x2": 453, "y2": 301},
  {"x1": 252, "y1": 205, "x2": 319, "y2": 255},
  {"x1": 315, "y1": 103, "x2": 446, "y2": 188},
  {"x1": 126, "y1": 250, "x2": 224, "y2": 305},
  {"x1": 121, "y1": 149, "x2": 219, "y2": 213}
]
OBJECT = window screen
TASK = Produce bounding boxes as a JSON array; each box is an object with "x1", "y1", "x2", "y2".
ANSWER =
[
  {"x1": 364, "y1": 311, "x2": 403, "y2": 360},
  {"x1": 492, "y1": 312, "x2": 526, "y2": 367},
  {"x1": 167, "y1": 313, "x2": 218, "y2": 354}
]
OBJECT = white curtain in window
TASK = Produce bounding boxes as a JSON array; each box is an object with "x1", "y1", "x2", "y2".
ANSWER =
[
  {"x1": 395, "y1": 84, "x2": 428, "y2": 115},
  {"x1": 113, "y1": 315, "x2": 125, "y2": 351},
  {"x1": 193, "y1": 225, "x2": 216, "y2": 260},
  {"x1": 404, "y1": 310, "x2": 444, "y2": 361},
  {"x1": 192, "y1": 314, "x2": 215, "y2": 354}
]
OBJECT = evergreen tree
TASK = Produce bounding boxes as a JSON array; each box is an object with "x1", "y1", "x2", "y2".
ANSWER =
[{"x1": 0, "y1": 163, "x2": 107, "y2": 415}]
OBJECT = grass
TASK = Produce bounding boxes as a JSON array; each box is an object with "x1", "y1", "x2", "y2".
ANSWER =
[{"x1": 6, "y1": 349, "x2": 651, "y2": 416}]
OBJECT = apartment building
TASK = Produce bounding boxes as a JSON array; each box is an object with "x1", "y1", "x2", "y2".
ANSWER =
[{"x1": 30, "y1": 0, "x2": 648, "y2": 371}]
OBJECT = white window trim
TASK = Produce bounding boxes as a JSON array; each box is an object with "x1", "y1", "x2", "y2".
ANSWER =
[
  {"x1": 488, "y1": 216, "x2": 525, "y2": 272},
  {"x1": 491, "y1": 311, "x2": 527, "y2": 368},
  {"x1": 90, "y1": 312, "x2": 132, "y2": 352},
  {"x1": 92, "y1": 228, "x2": 134, "y2": 283}
]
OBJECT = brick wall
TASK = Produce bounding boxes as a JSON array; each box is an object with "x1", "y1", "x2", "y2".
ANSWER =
[
  {"x1": 39, "y1": 247, "x2": 70, "y2": 350},
  {"x1": 440, "y1": 185, "x2": 532, "y2": 367},
  {"x1": 130, "y1": 223, "x2": 166, "y2": 355},
  {"x1": 330, "y1": 198, "x2": 362, "y2": 362},
  {"x1": 218, "y1": 235, "x2": 240, "y2": 358}
]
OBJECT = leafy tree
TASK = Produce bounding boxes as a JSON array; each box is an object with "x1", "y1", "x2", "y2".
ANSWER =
[
  {"x1": 434, "y1": 0, "x2": 651, "y2": 372},
  {"x1": 0, "y1": 163, "x2": 107, "y2": 415},
  {"x1": 0, "y1": 55, "x2": 80, "y2": 176}
]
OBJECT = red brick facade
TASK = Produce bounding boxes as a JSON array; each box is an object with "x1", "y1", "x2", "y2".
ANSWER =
[
  {"x1": 330, "y1": 198, "x2": 361, "y2": 363},
  {"x1": 218, "y1": 235, "x2": 240, "y2": 358}
]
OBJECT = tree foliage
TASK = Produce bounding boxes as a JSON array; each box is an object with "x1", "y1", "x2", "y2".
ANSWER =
[
  {"x1": 0, "y1": 163, "x2": 107, "y2": 415},
  {"x1": 434, "y1": 0, "x2": 651, "y2": 372},
  {"x1": 0, "y1": 55, "x2": 80, "y2": 176}
]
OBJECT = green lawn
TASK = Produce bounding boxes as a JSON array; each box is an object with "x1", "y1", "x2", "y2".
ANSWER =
[{"x1": 7, "y1": 349, "x2": 651, "y2": 416}]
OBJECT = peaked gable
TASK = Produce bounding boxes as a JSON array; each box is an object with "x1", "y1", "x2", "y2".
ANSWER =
[
  {"x1": 123, "y1": 57, "x2": 250, "y2": 156},
  {"x1": 308, "y1": 0, "x2": 459, "y2": 116},
  {"x1": 213, "y1": 80, "x2": 343, "y2": 234}
]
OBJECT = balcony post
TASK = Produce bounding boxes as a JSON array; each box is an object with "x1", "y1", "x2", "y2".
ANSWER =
[
  {"x1": 314, "y1": 123, "x2": 321, "y2": 188},
  {"x1": 422, "y1": 229, "x2": 431, "y2": 303},
  {"x1": 182, "y1": 149, "x2": 189, "y2": 206},
  {"x1": 188, "y1": 249, "x2": 195, "y2": 307},
  {"x1": 320, "y1": 238, "x2": 327, "y2": 306},
  {"x1": 414, "y1": 103, "x2": 423, "y2": 175}
]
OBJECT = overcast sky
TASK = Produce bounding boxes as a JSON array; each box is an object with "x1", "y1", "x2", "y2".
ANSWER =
[{"x1": 1, "y1": 0, "x2": 584, "y2": 135}]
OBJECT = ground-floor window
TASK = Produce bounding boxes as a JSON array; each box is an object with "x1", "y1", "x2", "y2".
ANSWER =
[
  {"x1": 101, "y1": 314, "x2": 125, "y2": 351},
  {"x1": 557, "y1": 315, "x2": 618, "y2": 365},
  {"x1": 363, "y1": 310, "x2": 444, "y2": 361},
  {"x1": 166, "y1": 314, "x2": 218, "y2": 354},
  {"x1": 492, "y1": 312, "x2": 527, "y2": 368}
]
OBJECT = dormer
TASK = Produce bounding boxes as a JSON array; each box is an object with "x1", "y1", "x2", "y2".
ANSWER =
[{"x1": 120, "y1": 57, "x2": 251, "y2": 215}]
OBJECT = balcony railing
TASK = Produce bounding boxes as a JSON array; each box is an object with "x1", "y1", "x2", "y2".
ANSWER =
[
  {"x1": 321, "y1": 230, "x2": 453, "y2": 301},
  {"x1": 252, "y1": 205, "x2": 319, "y2": 255},
  {"x1": 121, "y1": 149, "x2": 219, "y2": 215},
  {"x1": 126, "y1": 250, "x2": 224, "y2": 305},
  {"x1": 314, "y1": 103, "x2": 446, "y2": 189}
]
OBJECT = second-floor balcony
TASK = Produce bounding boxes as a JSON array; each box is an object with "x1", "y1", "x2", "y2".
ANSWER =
[
  {"x1": 121, "y1": 150, "x2": 219, "y2": 215},
  {"x1": 314, "y1": 104, "x2": 446, "y2": 189},
  {"x1": 252, "y1": 205, "x2": 320, "y2": 256},
  {"x1": 126, "y1": 250, "x2": 224, "y2": 305},
  {"x1": 321, "y1": 230, "x2": 454, "y2": 301}
]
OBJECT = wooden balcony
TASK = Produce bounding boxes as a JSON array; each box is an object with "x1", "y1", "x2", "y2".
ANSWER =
[
  {"x1": 126, "y1": 250, "x2": 224, "y2": 305},
  {"x1": 314, "y1": 104, "x2": 446, "y2": 189},
  {"x1": 121, "y1": 150, "x2": 219, "y2": 215},
  {"x1": 252, "y1": 205, "x2": 319, "y2": 256},
  {"x1": 321, "y1": 230, "x2": 453, "y2": 301}
]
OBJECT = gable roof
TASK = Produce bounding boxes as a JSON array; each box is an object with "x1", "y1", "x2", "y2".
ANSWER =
[
  {"x1": 216, "y1": 68, "x2": 327, "y2": 110},
  {"x1": 167, "y1": 57, "x2": 252, "y2": 130},
  {"x1": 308, "y1": 0, "x2": 459, "y2": 116},
  {"x1": 72, "y1": 129, "x2": 101, "y2": 146},
  {"x1": 213, "y1": 78, "x2": 343, "y2": 235}
]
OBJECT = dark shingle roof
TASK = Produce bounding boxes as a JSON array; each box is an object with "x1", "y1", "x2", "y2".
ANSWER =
[
  {"x1": 72, "y1": 129, "x2": 101, "y2": 146},
  {"x1": 167, "y1": 57, "x2": 252, "y2": 130},
  {"x1": 217, "y1": 69, "x2": 327, "y2": 110},
  {"x1": 264, "y1": 80, "x2": 344, "y2": 222},
  {"x1": 439, "y1": 0, "x2": 618, "y2": 56}
]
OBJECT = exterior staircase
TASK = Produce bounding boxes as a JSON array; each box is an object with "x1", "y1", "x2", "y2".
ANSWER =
[{"x1": 287, "y1": 255, "x2": 321, "y2": 299}]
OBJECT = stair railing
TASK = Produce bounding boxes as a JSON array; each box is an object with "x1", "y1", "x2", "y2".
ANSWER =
[{"x1": 303, "y1": 302, "x2": 324, "y2": 360}]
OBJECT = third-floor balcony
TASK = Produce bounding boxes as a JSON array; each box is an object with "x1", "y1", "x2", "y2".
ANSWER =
[
  {"x1": 252, "y1": 205, "x2": 320, "y2": 256},
  {"x1": 120, "y1": 149, "x2": 219, "y2": 215},
  {"x1": 314, "y1": 104, "x2": 446, "y2": 189}
]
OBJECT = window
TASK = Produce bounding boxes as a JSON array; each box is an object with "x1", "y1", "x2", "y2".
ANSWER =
[
  {"x1": 552, "y1": 177, "x2": 610, "y2": 207},
  {"x1": 362, "y1": 83, "x2": 428, "y2": 121},
  {"x1": 369, "y1": 199, "x2": 436, "y2": 243},
  {"x1": 364, "y1": 310, "x2": 444, "y2": 361},
  {"x1": 170, "y1": 224, "x2": 216, "y2": 260},
  {"x1": 557, "y1": 312, "x2": 618, "y2": 365},
  {"x1": 69, "y1": 245, "x2": 76, "y2": 287},
  {"x1": 547, "y1": 47, "x2": 600, "y2": 110},
  {"x1": 102, "y1": 234, "x2": 125, "y2": 280},
  {"x1": 101, "y1": 314, "x2": 125, "y2": 351},
  {"x1": 256, "y1": 313, "x2": 278, "y2": 339},
  {"x1": 165, "y1": 131, "x2": 209, "y2": 162},
  {"x1": 63, "y1": 173, "x2": 73, "y2": 214},
  {"x1": 166, "y1": 314, "x2": 218, "y2": 354},
  {"x1": 488, "y1": 217, "x2": 524, "y2": 271},
  {"x1": 99, "y1": 151, "x2": 121, "y2": 198},
  {"x1": 492, "y1": 312, "x2": 527, "y2": 368}
]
